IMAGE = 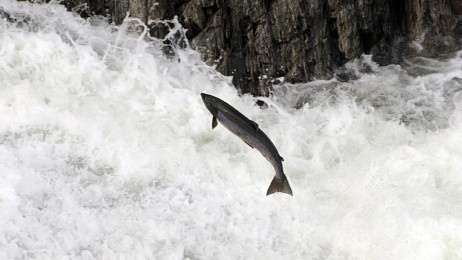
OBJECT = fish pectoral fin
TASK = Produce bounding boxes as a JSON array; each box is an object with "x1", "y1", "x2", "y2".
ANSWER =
[
  {"x1": 244, "y1": 140, "x2": 254, "y2": 148},
  {"x1": 212, "y1": 116, "x2": 218, "y2": 129}
]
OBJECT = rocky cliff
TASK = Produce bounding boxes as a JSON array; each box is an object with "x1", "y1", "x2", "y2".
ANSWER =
[{"x1": 64, "y1": 0, "x2": 462, "y2": 96}]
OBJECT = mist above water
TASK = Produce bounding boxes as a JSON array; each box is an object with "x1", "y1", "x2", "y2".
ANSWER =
[{"x1": 1, "y1": 1, "x2": 462, "y2": 259}]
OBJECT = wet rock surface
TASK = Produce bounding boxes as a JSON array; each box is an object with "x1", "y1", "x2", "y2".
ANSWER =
[{"x1": 62, "y1": 0, "x2": 460, "y2": 96}]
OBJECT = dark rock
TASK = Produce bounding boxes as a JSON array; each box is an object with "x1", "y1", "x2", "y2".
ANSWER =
[
  {"x1": 61, "y1": 0, "x2": 109, "y2": 19},
  {"x1": 335, "y1": 68, "x2": 358, "y2": 82},
  {"x1": 62, "y1": 0, "x2": 460, "y2": 96},
  {"x1": 451, "y1": 0, "x2": 462, "y2": 15},
  {"x1": 255, "y1": 99, "x2": 268, "y2": 109}
]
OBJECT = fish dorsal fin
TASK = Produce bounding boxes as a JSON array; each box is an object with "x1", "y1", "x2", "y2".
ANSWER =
[
  {"x1": 212, "y1": 116, "x2": 218, "y2": 129},
  {"x1": 250, "y1": 121, "x2": 258, "y2": 130}
]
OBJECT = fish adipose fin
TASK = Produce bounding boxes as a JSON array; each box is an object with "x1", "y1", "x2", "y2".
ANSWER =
[
  {"x1": 212, "y1": 116, "x2": 218, "y2": 129},
  {"x1": 251, "y1": 121, "x2": 259, "y2": 130},
  {"x1": 266, "y1": 174, "x2": 293, "y2": 196}
]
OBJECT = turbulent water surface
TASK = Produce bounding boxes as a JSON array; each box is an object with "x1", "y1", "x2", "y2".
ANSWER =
[{"x1": 1, "y1": 1, "x2": 462, "y2": 259}]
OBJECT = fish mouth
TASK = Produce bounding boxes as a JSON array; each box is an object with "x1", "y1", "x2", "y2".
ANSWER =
[
  {"x1": 201, "y1": 93, "x2": 226, "y2": 116},
  {"x1": 201, "y1": 93, "x2": 211, "y2": 101},
  {"x1": 200, "y1": 93, "x2": 214, "y2": 113},
  {"x1": 201, "y1": 93, "x2": 214, "y2": 105}
]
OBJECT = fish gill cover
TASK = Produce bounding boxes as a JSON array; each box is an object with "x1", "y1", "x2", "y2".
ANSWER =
[{"x1": 1, "y1": 0, "x2": 462, "y2": 259}]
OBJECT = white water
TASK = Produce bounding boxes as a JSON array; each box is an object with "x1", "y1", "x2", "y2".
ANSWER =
[{"x1": 1, "y1": 1, "x2": 462, "y2": 259}]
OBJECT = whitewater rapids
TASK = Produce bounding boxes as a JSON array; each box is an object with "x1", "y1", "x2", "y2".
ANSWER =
[{"x1": 1, "y1": 1, "x2": 462, "y2": 259}]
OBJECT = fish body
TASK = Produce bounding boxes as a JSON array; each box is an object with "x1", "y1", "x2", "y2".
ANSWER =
[{"x1": 201, "y1": 93, "x2": 293, "y2": 196}]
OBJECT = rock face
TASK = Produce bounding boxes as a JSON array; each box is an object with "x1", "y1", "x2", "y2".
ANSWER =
[{"x1": 65, "y1": 0, "x2": 461, "y2": 96}]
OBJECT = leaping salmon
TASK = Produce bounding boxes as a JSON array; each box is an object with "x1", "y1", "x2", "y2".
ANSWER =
[{"x1": 201, "y1": 93, "x2": 293, "y2": 196}]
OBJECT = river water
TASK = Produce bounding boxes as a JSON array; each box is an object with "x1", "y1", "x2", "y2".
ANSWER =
[{"x1": 1, "y1": 1, "x2": 462, "y2": 259}]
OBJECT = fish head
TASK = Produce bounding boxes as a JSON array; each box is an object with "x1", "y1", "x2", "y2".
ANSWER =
[{"x1": 201, "y1": 93, "x2": 219, "y2": 115}]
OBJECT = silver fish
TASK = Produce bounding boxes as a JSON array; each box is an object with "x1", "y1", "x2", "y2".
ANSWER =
[{"x1": 201, "y1": 93, "x2": 293, "y2": 196}]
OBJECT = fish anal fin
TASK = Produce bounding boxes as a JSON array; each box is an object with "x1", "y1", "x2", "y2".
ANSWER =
[
  {"x1": 212, "y1": 116, "x2": 218, "y2": 129},
  {"x1": 266, "y1": 174, "x2": 293, "y2": 196}
]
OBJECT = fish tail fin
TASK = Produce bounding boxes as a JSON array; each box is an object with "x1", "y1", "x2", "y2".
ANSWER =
[{"x1": 266, "y1": 174, "x2": 293, "y2": 196}]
